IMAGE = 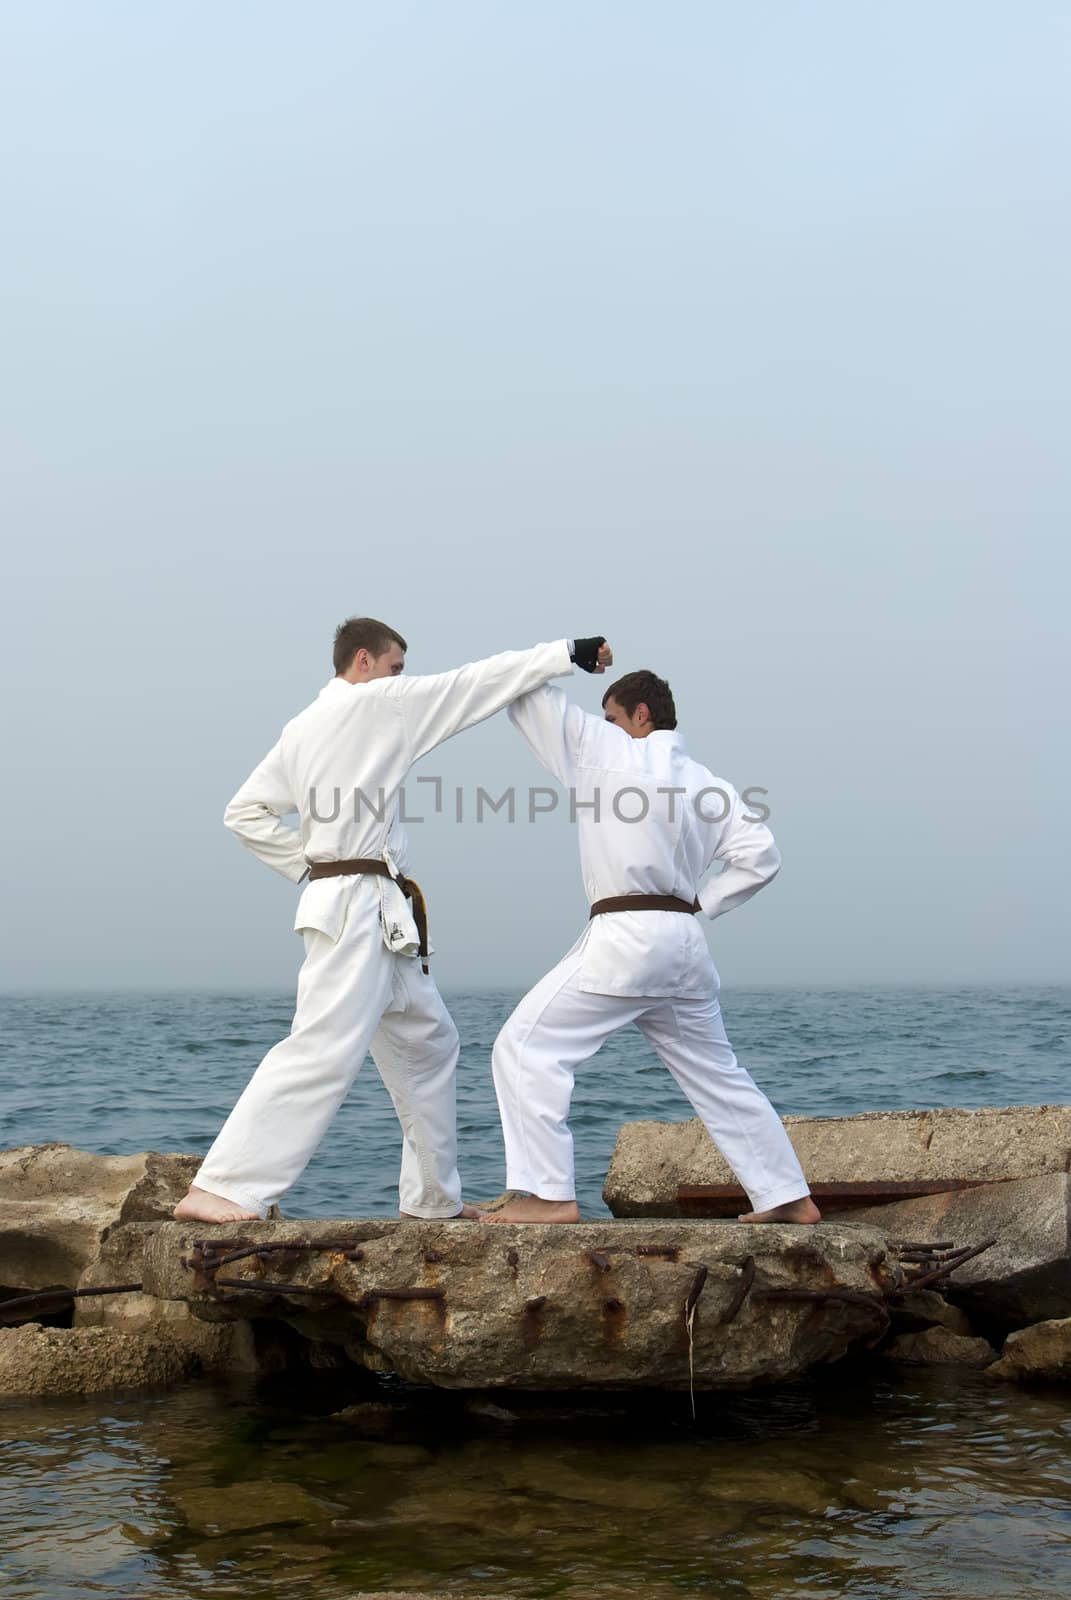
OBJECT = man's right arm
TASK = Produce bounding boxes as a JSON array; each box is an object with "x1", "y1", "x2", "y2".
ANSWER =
[
  {"x1": 223, "y1": 739, "x2": 307, "y2": 883},
  {"x1": 392, "y1": 639, "x2": 578, "y2": 763}
]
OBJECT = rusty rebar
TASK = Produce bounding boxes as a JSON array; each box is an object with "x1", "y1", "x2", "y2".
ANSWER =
[
  {"x1": 586, "y1": 1250, "x2": 612, "y2": 1273},
  {"x1": 0, "y1": 1282, "x2": 143, "y2": 1318},
  {"x1": 908, "y1": 1237, "x2": 996, "y2": 1291},
  {"x1": 189, "y1": 1238, "x2": 366, "y2": 1273},
  {"x1": 357, "y1": 1287, "x2": 446, "y2": 1308},
  {"x1": 213, "y1": 1277, "x2": 336, "y2": 1297},
  {"x1": 195, "y1": 1236, "x2": 362, "y2": 1259},
  {"x1": 719, "y1": 1255, "x2": 755, "y2": 1327},
  {"x1": 684, "y1": 1265, "x2": 709, "y2": 1317}
]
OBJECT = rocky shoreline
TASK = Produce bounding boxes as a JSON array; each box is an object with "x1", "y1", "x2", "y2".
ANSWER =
[{"x1": 2, "y1": 1109, "x2": 1070, "y2": 1399}]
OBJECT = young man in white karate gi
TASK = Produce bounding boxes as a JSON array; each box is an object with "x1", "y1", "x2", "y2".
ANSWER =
[
  {"x1": 485, "y1": 668, "x2": 819, "y2": 1226},
  {"x1": 174, "y1": 621, "x2": 612, "y2": 1225}
]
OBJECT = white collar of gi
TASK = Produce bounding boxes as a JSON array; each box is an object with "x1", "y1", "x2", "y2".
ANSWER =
[
  {"x1": 647, "y1": 729, "x2": 687, "y2": 752},
  {"x1": 319, "y1": 678, "x2": 359, "y2": 700}
]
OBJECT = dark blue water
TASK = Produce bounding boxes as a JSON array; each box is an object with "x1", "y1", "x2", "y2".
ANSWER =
[{"x1": 1, "y1": 985, "x2": 1068, "y2": 1216}]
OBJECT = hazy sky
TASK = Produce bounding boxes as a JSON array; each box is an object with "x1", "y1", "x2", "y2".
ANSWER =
[{"x1": 2, "y1": 1, "x2": 1068, "y2": 992}]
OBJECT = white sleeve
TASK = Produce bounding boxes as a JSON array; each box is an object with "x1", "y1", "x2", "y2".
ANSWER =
[
  {"x1": 392, "y1": 639, "x2": 574, "y2": 763},
  {"x1": 506, "y1": 684, "x2": 602, "y2": 787},
  {"x1": 697, "y1": 785, "x2": 782, "y2": 920},
  {"x1": 223, "y1": 739, "x2": 307, "y2": 883}
]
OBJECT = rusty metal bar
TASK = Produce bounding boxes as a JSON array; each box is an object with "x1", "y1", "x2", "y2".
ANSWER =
[
  {"x1": 586, "y1": 1250, "x2": 612, "y2": 1273},
  {"x1": 908, "y1": 1237, "x2": 997, "y2": 1291},
  {"x1": 212, "y1": 1276, "x2": 336, "y2": 1297},
  {"x1": 633, "y1": 1244, "x2": 680, "y2": 1260},
  {"x1": 191, "y1": 1243, "x2": 283, "y2": 1269},
  {"x1": 0, "y1": 1282, "x2": 143, "y2": 1318},
  {"x1": 684, "y1": 1265, "x2": 709, "y2": 1317},
  {"x1": 719, "y1": 1255, "x2": 755, "y2": 1327},
  {"x1": 186, "y1": 1241, "x2": 367, "y2": 1280},
  {"x1": 196, "y1": 1236, "x2": 360, "y2": 1255},
  {"x1": 357, "y1": 1287, "x2": 446, "y2": 1307}
]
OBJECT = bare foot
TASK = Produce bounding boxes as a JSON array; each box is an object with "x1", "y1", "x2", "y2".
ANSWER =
[
  {"x1": 173, "y1": 1185, "x2": 260, "y2": 1224},
  {"x1": 738, "y1": 1196, "x2": 822, "y2": 1225},
  {"x1": 400, "y1": 1204, "x2": 481, "y2": 1220},
  {"x1": 479, "y1": 1197, "x2": 581, "y2": 1225}
]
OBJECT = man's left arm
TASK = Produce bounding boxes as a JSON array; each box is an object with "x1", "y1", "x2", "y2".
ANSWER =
[
  {"x1": 507, "y1": 640, "x2": 615, "y2": 784},
  {"x1": 697, "y1": 785, "x2": 782, "y2": 919},
  {"x1": 507, "y1": 684, "x2": 602, "y2": 786}
]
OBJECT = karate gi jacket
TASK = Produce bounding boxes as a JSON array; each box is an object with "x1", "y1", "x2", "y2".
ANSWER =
[
  {"x1": 508, "y1": 685, "x2": 782, "y2": 998},
  {"x1": 223, "y1": 640, "x2": 574, "y2": 951}
]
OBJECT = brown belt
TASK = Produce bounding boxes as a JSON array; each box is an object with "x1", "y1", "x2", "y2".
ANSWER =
[
  {"x1": 589, "y1": 893, "x2": 700, "y2": 918},
  {"x1": 306, "y1": 858, "x2": 430, "y2": 973}
]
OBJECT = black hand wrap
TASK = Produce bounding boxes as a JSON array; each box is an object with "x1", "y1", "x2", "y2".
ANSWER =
[{"x1": 571, "y1": 636, "x2": 606, "y2": 673}]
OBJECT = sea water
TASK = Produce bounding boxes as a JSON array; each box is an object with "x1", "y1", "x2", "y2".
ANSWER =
[{"x1": 1, "y1": 985, "x2": 1069, "y2": 1599}]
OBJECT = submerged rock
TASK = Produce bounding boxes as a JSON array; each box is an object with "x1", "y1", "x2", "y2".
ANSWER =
[
  {"x1": 146, "y1": 1217, "x2": 899, "y2": 1392},
  {"x1": 883, "y1": 1327, "x2": 997, "y2": 1367},
  {"x1": 332, "y1": 1400, "x2": 404, "y2": 1433},
  {"x1": 173, "y1": 1480, "x2": 336, "y2": 1536}
]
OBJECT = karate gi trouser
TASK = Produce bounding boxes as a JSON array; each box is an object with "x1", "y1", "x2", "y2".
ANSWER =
[
  {"x1": 491, "y1": 946, "x2": 808, "y2": 1211},
  {"x1": 194, "y1": 891, "x2": 462, "y2": 1220}
]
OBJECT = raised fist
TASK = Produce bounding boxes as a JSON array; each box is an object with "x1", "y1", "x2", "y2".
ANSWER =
[{"x1": 573, "y1": 637, "x2": 614, "y2": 674}]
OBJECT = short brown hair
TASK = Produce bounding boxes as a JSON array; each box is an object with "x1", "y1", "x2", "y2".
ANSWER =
[
  {"x1": 602, "y1": 669, "x2": 677, "y2": 730},
  {"x1": 333, "y1": 616, "x2": 408, "y2": 675}
]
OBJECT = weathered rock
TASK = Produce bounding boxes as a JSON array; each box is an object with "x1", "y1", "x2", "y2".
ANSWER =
[
  {"x1": 883, "y1": 1327, "x2": 997, "y2": 1366},
  {"x1": 848, "y1": 1175, "x2": 1071, "y2": 1329},
  {"x1": 0, "y1": 1322, "x2": 207, "y2": 1396},
  {"x1": 145, "y1": 1218, "x2": 899, "y2": 1391},
  {"x1": 0, "y1": 1214, "x2": 256, "y2": 1393},
  {"x1": 604, "y1": 1105, "x2": 1071, "y2": 1217},
  {"x1": 0, "y1": 1144, "x2": 199, "y2": 1291},
  {"x1": 71, "y1": 1221, "x2": 259, "y2": 1375},
  {"x1": 987, "y1": 1317, "x2": 1071, "y2": 1383},
  {"x1": 887, "y1": 1288, "x2": 974, "y2": 1335}
]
